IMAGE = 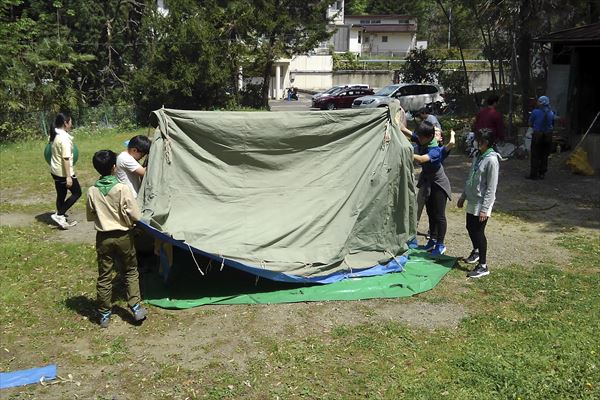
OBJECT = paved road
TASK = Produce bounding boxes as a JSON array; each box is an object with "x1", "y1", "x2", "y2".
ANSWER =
[{"x1": 269, "y1": 96, "x2": 313, "y2": 112}]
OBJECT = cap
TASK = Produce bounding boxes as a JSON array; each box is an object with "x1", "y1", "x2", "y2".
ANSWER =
[{"x1": 538, "y1": 96, "x2": 550, "y2": 106}]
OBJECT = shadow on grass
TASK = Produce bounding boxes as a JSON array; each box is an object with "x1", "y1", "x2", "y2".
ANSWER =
[
  {"x1": 34, "y1": 211, "x2": 58, "y2": 227},
  {"x1": 64, "y1": 295, "x2": 97, "y2": 321},
  {"x1": 64, "y1": 295, "x2": 145, "y2": 327}
]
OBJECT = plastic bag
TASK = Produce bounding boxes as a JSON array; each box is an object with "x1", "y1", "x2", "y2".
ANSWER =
[{"x1": 524, "y1": 127, "x2": 533, "y2": 151}]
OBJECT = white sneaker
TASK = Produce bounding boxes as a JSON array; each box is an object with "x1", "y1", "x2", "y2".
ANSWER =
[
  {"x1": 51, "y1": 213, "x2": 70, "y2": 230},
  {"x1": 65, "y1": 219, "x2": 78, "y2": 227}
]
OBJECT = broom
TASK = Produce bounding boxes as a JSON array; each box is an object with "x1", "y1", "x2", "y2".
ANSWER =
[{"x1": 566, "y1": 111, "x2": 600, "y2": 176}]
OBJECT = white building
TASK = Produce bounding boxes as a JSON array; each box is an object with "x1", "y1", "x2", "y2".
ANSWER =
[{"x1": 344, "y1": 15, "x2": 418, "y2": 57}]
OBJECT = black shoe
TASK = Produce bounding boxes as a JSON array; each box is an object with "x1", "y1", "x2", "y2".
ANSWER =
[
  {"x1": 464, "y1": 250, "x2": 480, "y2": 264},
  {"x1": 467, "y1": 264, "x2": 489, "y2": 278}
]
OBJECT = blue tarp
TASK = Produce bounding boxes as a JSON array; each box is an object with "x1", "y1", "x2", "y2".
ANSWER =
[{"x1": 0, "y1": 364, "x2": 57, "y2": 389}]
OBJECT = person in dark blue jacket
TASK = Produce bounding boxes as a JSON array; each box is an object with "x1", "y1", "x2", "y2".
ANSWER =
[
  {"x1": 412, "y1": 121, "x2": 452, "y2": 256},
  {"x1": 528, "y1": 96, "x2": 556, "y2": 179}
]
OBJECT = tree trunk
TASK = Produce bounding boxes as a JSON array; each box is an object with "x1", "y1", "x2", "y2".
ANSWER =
[
  {"x1": 517, "y1": 0, "x2": 532, "y2": 121},
  {"x1": 260, "y1": 36, "x2": 276, "y2": 109}
]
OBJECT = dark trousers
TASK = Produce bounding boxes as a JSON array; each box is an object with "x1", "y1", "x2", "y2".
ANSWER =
[
  {"x1": 466, "y1": 213, "x2": 488, "y2": 264},
  {"x1": 51, "y1": 174, "x2": 82, "y2": 215},
  {"x1": 425, "y1": 183, "x2": 447, "y2": 244},
  {"x1": 530, "y1": 131, "x2": 552, "y2": 178},
  {"x1": 96, "y1": 230, "x2": 140, "y2": 314}
]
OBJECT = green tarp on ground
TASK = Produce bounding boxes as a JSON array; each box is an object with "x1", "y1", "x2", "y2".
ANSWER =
[
  {"x1": 140, "y1": 103, "x2": 416, "y2": 281},
  {"x1": 143, "y1": 250, "x2": 455, "y2": 309}
]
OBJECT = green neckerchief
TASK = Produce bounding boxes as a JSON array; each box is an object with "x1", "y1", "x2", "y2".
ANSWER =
[
  {"x1": 95, "y1": 175, "x2": 119, "y2": 196},
  {"x1": 467, "y1": 147, "x2": 494, "y2": 186},
  {"x1": 427, "y1": 138, "x2": 439, "y2": 148},
  {"x1": 417, "y1": 137, "x2": 438, "y2": 154}
]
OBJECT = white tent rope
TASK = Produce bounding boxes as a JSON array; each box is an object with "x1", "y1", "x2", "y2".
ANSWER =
[{"x1": 186, "y1": 243, "x2": 204, "y2": 275}]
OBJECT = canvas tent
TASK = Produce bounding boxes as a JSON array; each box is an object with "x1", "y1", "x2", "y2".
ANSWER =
[{"x1": 138, "y1": 102, "x2": 417, "y2": 284}]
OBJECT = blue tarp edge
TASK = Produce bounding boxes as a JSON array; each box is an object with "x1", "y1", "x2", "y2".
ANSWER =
[
  {"x1": 137, "y1": 221, "x2": 407, "y2": 284},
  {"x1": 0, "y1": 364, "x2": 57, "y2": 390}
]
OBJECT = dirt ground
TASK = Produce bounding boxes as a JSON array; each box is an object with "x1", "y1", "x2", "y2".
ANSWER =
[{"x1": 1, "y1": 148, "x2": 599, "y2": 398}]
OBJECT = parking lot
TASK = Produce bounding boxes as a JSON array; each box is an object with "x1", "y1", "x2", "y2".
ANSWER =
[{"x1": 269, "y1": 95, "x2": 313, "y2": 111}]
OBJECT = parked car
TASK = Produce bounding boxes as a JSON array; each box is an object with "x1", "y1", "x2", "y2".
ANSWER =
[
  {"x1": 352, "y1": 83, "x2": 445, "y2": 113},
  {"x1": 313, "y1": 87, "x2": 375, "y2": 110},
  {"x1": 312, "y1": 84, "x2": 370, "y2": 107}
]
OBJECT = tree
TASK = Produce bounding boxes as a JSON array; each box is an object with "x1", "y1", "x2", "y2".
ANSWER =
[
  {"x1": 399, "y1": 48, "x2": 445, "y2": 83},
  {"x1": 249, "y1": 0, "x2": 333, "y2": 108},
  {"x1": 0, "y1": 0, "x2": 94, "y2": 140}
]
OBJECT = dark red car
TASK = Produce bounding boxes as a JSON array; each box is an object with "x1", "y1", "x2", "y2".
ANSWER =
[{"x1": 313, "y1": 87, "x2": 374, "y2": 110}]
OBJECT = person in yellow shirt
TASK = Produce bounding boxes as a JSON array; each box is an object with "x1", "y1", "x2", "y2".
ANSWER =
[
  {"x1": 49, "y1": 112, "x2": 81, "y2": 229},
  {"x1": 86, "y1": 150, "x2": 148, "y2": 328}
]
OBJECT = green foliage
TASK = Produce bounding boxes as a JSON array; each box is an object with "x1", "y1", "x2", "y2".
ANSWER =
[
  {"x1": 399, "y1": 48, "x2": 445, "y2": 83},
  {"x1": 439, "y1": 69, "x2": 469, "y2": 95},
  {"x1": 333, "y1": 51, "x2": 361, "y2": 70}
]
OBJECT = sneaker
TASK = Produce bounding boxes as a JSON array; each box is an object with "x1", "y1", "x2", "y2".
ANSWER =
[
  {"x1": 467, "y1": 264, "x2": 490, "y2": 278},
  {"x1": 99, "y1": 312, "x2": 111, "y2": 328},
  {"x1": 430, "y1": 243, "x2": 447, "y2": 256},
  {"x1": 65, "y1": 219, "x2": 78, "y2": 227},
  {"x1": 418, "y1": 239, "x2": 436, "y2": 251},
  {"x1": 407, "y1": 237, "x2": 419, "y2": 249},
  {"x1": 131, "y1": 304, "x2": 147, "y2": 322},
  {"x1": 51, "y1": 213, "x2": 70, "y2": 230},
  {"x1": 464, "y1": 250, "x2": 480, "y2": 264}
]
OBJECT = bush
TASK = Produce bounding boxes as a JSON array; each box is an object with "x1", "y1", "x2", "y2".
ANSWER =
[
  {"x1": 439, "y1": 70, "x2": 468, "y2": 95},
  {"x1": 399, "y1": 48, "x2": 445, "y2": 83}
]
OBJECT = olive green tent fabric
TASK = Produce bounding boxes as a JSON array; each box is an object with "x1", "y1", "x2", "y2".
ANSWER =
[{"x1": 140, "y1": 103, "x2": 416, "y2": 278}]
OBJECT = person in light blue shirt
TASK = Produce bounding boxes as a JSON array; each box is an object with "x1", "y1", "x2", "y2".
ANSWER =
[
  {"x1": 458, "y1": 128, "x2": 500, "y2": 278},
  {"x1": 527, "y1": 95, "x2": 556, "y2": 179}
]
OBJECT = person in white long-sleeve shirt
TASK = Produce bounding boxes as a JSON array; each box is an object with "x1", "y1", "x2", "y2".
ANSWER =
[
  {"x1": 457, "y1": 128, "x2": 500, "y2": 278},
  {"x1": 116, "y1": 135, "x2": 151, "y2": 198}
]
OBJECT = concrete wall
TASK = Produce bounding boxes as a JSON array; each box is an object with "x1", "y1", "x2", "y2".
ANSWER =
[
  {"x1": 330, "y1": 69, "x2": 499, "y2": 92},
  {"x1": 285, "y1": 55, "x2": 333, "y2": 93},
  {"x1": 333, "y1": 71, "x2": 394, "y2": 89}
]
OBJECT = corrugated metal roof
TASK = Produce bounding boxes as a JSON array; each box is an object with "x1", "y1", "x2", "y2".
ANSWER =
[{"x1": 535, "y1": 23, "x2": 600, "y2": 43}]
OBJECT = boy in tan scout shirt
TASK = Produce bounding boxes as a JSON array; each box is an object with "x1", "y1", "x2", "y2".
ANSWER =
[{"x1": 86, "y1": 150, "x2": 148, "y2": 328}]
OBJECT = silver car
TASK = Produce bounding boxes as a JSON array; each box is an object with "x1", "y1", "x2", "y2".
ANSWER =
[{"x1": 352, "y1": 83, "x2": 445, "y2": 113}]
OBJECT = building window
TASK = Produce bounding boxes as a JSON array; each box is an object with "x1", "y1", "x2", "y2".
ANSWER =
[
  {"x1": 398, "y1": 19, "x2": 410, "y2": 24},
  {"x1": 382, "y1": 36, "x2": 388, "y2": 43},
  {"x1": 360, "y1": 19, "x2": 381, "y2": 24},
  {"x1": 358, "y1": 32, "x2": 362, "y2": 44}
]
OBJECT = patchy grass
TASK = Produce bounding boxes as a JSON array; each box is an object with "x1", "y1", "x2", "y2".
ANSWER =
[{"x1": 0, "y1": 221, "x2": 598, "y2": 398}]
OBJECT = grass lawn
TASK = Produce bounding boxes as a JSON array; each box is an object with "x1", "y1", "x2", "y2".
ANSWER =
[{"x1": 0, "y1": 128, "x2": 599, "y2": 399}]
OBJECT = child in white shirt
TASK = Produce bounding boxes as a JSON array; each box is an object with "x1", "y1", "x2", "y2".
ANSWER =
[{"x1": 116, "y1": 135, "x2": 151, "y2": 198}]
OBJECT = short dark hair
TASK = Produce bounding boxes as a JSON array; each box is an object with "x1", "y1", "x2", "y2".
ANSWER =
[
  {"x1": 92, "y1": 150, "x2": 117, "y2": 176},
  {"x1": 416, "y1": 121, "x2": 435, "y2": 139},
  {"x1": 128, "y1": 135, "x2": 151, "y2": 155},
  {"x1": 418, "y1": 107, "x2": 430, "y2": 115},
  {"x1": 476, "y1": 128, "x2": 494, "y2": 147},
  {"x1": 486, "y1": 95, "x2": 499, "y2": 106}
]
